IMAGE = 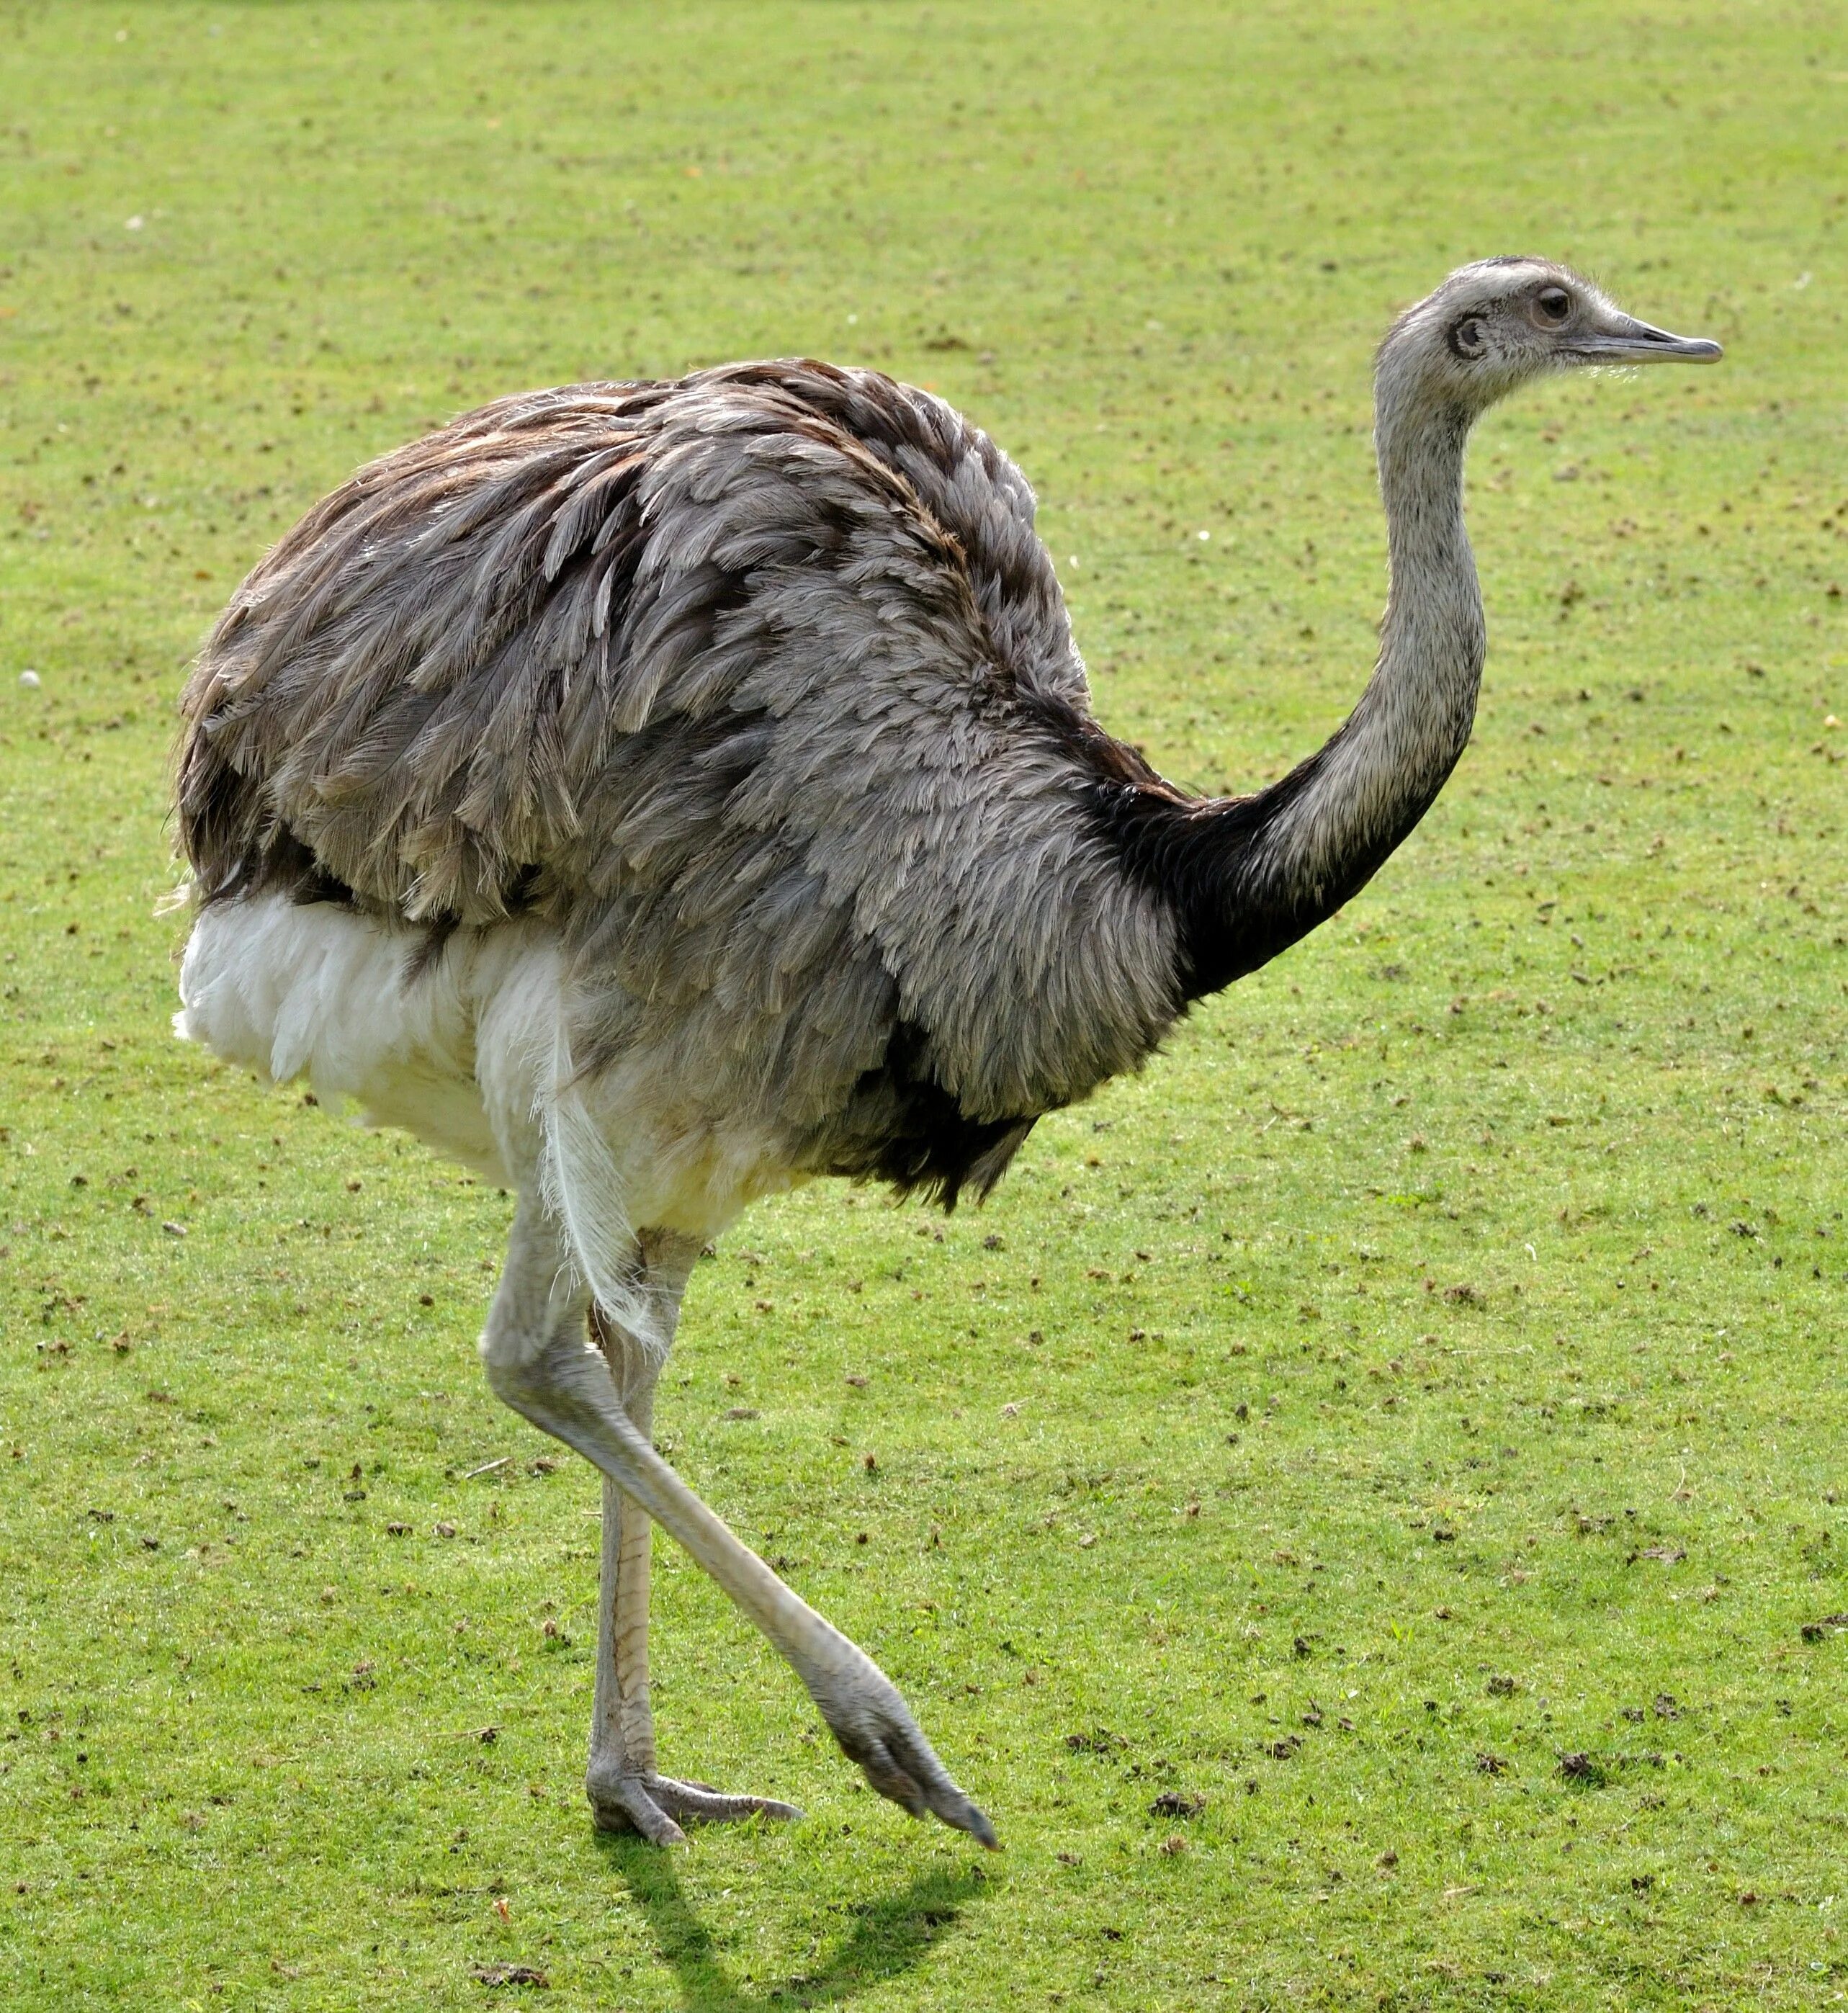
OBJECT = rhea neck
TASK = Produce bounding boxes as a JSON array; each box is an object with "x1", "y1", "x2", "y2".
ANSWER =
[{"x1": 1116, "y1": 361, "x2": 1489, "y2": 1001}]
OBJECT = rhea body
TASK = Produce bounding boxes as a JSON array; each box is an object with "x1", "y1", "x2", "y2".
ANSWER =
[{"x1": 174, "y1": 260, "x2": 1718, "y2": 1847}]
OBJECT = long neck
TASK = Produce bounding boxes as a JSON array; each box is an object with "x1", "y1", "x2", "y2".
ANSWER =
[{"x1": 1142, "y1": 378, "x2": 1486, "y2": 999}]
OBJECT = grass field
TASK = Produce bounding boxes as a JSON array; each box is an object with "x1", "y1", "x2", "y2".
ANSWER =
[{"x1": 2, "y1": 3, "x2": 1846, "y2": 2007}]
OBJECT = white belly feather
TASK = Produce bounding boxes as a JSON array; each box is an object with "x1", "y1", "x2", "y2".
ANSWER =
[
  {"x1": 175, "y1": 893, "x2": 564, "y2": 1188},
  {"x1": 174, "y1": 894, "x2": 794, "y2": 1344}
]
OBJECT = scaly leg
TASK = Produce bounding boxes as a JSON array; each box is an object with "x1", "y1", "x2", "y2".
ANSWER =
[
  {"x1": 585, "y1": 1232, "x2": 801, "y2": 1842},
  {"x1": 482, "y1": 1196, "x2": 995, "y2": 1849}
]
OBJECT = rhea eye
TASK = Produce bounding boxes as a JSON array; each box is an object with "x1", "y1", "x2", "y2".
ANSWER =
[{"x1": 1535, "y1": 286, "x2": 1572, "y2": 324}]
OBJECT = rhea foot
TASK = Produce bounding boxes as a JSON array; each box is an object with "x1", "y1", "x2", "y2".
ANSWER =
[
  {"x1": 588, "y1": 1766, "x2": 802, "y2": 1846},
  {"x1": 810, "y1": 1662, "x2": 999, "y2": 1850}
]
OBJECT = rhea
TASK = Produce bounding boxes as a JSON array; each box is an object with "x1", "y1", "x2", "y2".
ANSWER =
[{"x1": 173, "y1": 260, "x2": 1718, "y2": 1847}]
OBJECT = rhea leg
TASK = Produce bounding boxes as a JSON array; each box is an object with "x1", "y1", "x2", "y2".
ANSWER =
[
  {"x1": 483, "y1": 1196, "x2": 994, "y2": 1848},
  {"x1": 585, "y1": 1232, "x2": 800, "y2": 1840}
]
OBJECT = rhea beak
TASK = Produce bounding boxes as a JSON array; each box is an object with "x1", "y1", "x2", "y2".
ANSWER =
[{"x1": 1565, "y1": 315, "x2": 1723, "y2": 364}]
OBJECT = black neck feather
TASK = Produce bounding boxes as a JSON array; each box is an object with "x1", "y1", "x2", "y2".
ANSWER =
[{"x1": 1087, "y1": 734, "x2": 1454, "y2": 1004}]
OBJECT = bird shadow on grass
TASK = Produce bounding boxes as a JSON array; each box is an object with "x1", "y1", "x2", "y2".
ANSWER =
[{"x1": 593, "y1": 1831, "x2": 986, "y2": 2010}]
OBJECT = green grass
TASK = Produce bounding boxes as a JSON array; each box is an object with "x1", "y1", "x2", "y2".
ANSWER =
[{"x1": 2, "y1": 1, "x2": 1846, "y2": 2005}]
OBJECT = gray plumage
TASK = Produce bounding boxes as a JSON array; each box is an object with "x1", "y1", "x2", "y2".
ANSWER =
[
  {"x1": 180, "y1": 362, "x2": 1179, "y2": 1194},
  {"x1": 171, "y1": 264, "x2": 1719, "y2": 1849}
]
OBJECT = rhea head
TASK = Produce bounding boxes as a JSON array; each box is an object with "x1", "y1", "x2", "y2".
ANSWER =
[{"x1": 1378, "y1": 256, "x2": 1723, "y2": 427}]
